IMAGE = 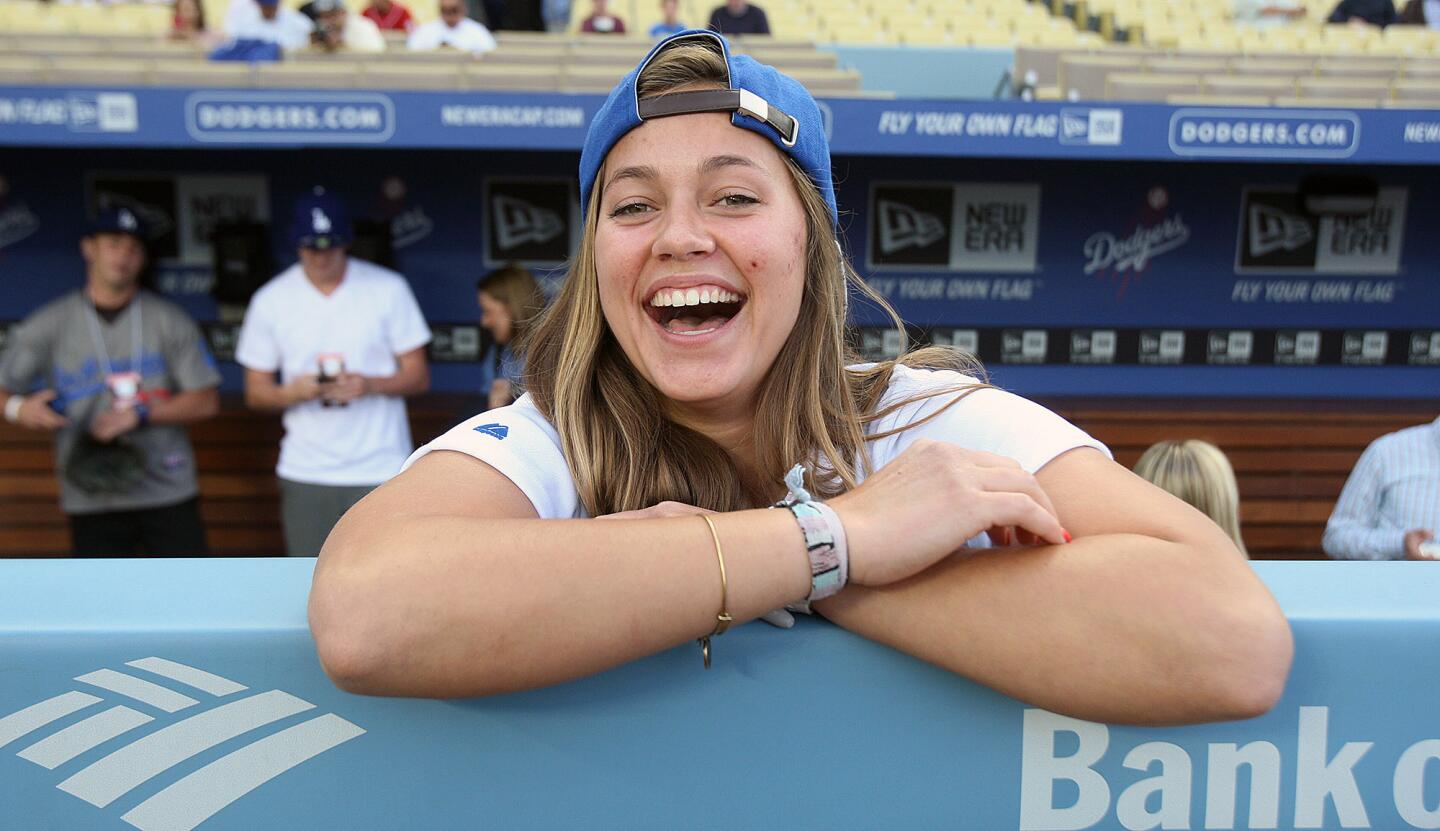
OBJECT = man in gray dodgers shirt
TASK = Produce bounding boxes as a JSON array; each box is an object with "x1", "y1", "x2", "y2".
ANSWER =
[{"x1": 0, "y1": 208, "x2": 221, "y2": 556}]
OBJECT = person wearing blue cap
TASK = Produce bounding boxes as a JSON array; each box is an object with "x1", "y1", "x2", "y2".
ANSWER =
[
  {"x1": 235, "y1": 188, "x2": 431, "y2": 557},
  {"x1": 310, "y1": 31, "x2": 1292, "y2": 722},
  {"x1": 223, "y1": 0, "x2": 314, "y2": 50},
  {"x1": 0, "y1": 207, "x2": 221, "y2": 557}
]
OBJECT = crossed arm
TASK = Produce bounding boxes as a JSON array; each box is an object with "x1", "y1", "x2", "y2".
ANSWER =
[{"x1": 308, "y1": 445, "x2": 1292, "y2": 725}]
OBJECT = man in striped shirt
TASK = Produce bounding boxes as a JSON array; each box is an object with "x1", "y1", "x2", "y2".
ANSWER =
[{"x1": 1323, "y1": 416, "x2": 1440, "y2": 560}]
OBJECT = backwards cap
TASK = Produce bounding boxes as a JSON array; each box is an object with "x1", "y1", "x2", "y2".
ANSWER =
[{"x1": 578, "y1": 29, "x2": 837, "y2": 229}]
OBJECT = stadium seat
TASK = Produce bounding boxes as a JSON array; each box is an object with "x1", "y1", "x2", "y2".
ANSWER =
[
  {"x1": 1204, "y1": 74, "x2": 1299, "y2": 99},
  {"x1": 1273, "y1": 95, "x2": 1383, "y2": 109},
  {"x1": 0, "y1": 55, "x2": 46, "y2": 85},
  {"x1": 1106, "y1": 72, "x2": 1201, "y2": 101},
  {"x1": 1392, "y1": 81, "x2": 1440, "y2": 105},
  {"x1": 1167, "y1": 92, "x2": 1271, "y2": 106},
  {"x1": 1297, "y1": 76, "x2": 1392, "y2": 100},
  {"x1": 1058, "y1": 53, "x2": 1135, "y2": 99},
  {"x1": 1314, "y1": 57, "x2": 1398, "y2": 78},
  {"x1": 1147, "y1": 56, "x2": 1227, "y2": 75},
  {"x1": 1230, "y1": 57, "x2": 1314, "y2": 76}
]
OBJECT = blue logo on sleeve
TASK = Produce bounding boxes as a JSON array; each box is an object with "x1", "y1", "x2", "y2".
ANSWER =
[{"x1": 474, "y1": 423, "x2": 509, "y2": 440}]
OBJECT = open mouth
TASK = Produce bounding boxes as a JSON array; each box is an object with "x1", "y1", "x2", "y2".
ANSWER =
[{"x1": 645, "y1": 285, "x2": 746, "y2": 337}]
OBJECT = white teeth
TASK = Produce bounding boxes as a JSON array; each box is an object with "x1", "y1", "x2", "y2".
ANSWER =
[{"x1": 648, "y1": 286, "x2": 743, "y2": 307}]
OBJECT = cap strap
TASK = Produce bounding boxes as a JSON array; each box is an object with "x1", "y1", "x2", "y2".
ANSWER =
[{"x1": 637, "y1": 89, "x2": 798, "y2": 147}]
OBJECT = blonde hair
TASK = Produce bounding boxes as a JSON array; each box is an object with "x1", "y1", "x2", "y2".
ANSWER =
[
  {"x1": 522, "y1": 42, "x2": 981, "y2": 515},
  {"x1": 478, "y1": 264, "x2": 547, "y2": 344},
  {"x1": 1133, "y1": 440, "x2": 1247, "y2": 556}
]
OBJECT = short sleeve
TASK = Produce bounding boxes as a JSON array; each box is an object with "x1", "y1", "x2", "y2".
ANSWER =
[
  {"x1": 164, "y1": 311, "x2": 222, "y2": 392},
  {"x1": 385, "y1": 277, "x2": 432, "y2": 356},
  {"x1": 866, "y1": 367, "x2": 1111, "y2": 476},
  {"x1": 401, "y1": 394, "x2": 581, "y2": 518},
  {"x1": 234, "y1": 291, "x2": 280, "y2": 373},
  {"x1": 0, "y1": 312, "x2": 55, "y2": 393}
]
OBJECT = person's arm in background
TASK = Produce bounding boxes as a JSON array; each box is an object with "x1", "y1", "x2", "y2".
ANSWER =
[
  {"x1": 326, "y1": 346, "x2": 429, "y2": 404},
  {"x1": 326, "y1": 272, "x2": 430, "y2": 403},
  {"x1": 90, "y1": 317, "x2": 222, "y2": 441},
  {"x1": 1321, "y1": 440, "x2": 1401, "y2": 560},
  {"x1": 0, "y1": 313, "x2": 67, "y2": 432},
  {"x1": 817, "y1": 447, "x2": 1294, "y2": 726}
]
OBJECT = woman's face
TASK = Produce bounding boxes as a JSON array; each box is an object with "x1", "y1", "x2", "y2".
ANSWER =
[
  {"x1": 594, "y1": 112, "x2": 807, "y2": 413},
  {"x1": 478, "y1": 290, "x2": 513, "y2": 344}
]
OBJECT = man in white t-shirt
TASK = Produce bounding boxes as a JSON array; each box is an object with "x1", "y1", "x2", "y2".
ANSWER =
[
  {"x1": 406, "y1": 0, "x2": 498, "y2": 53},
  {"x1": 225, "y1": 0, "x2": 315, "y2": 50},
  {"x1": 310, "y1": 0, "x2": 387, "y2": 52},
  {"x1": 236, "y1": 188, "x2": 431, "y2": 556}
]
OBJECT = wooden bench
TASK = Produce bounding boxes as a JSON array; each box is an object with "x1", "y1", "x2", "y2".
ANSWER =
[{"x1": 1, "y1": 395, "x2": 1434, "y2": 559}]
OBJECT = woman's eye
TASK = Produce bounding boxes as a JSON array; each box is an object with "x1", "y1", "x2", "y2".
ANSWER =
[
  {"x1": 718, "y1": 193, "x2": 759, "y2": 207},
  {"x1": 609, "y1": 202, "x2": 652, "y2": 218}
]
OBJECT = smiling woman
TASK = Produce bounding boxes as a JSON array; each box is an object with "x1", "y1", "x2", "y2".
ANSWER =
[{"x1": 307, "y1": 30, "x2": 1294, "y2": 725}]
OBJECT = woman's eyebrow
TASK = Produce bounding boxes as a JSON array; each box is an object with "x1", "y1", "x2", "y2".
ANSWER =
[
  {"x1": 700, "y1": 155, "x2": 762, "y2": 176},
  {"x1": 607, "y1": 165, "x2": 658, "y2": 188}
]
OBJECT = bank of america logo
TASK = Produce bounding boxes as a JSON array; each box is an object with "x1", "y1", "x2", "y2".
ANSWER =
[
  {"x1": 0, "y1": 656, "x2": 364, "y2": 830},
  {"x1": 1249, "y1": 204, "x2": 1313, "y2": 256},
  {"x1": 876, "y1": 199, "x2": 945, "y2": 254},
  {"x1": 493, "y1": 194, "x2": 563, "y2": 249}
]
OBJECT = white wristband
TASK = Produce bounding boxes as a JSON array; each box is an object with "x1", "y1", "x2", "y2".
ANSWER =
[{"x1": 4, "y1": 394, "x2": 24, "y2": 424}]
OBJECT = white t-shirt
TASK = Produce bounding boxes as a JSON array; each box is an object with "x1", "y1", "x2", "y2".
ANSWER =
[
  {"x1": 406, "y1": 17, "x2": 497, "y2": 54},
  {"x1": 404, "y1": 365, "x2": 1111, "y2": 521},
  {"x1": 225, "y1": 1, "x2": 315, "y2": 49},
  {"x1": 236, "y1": 258, "x2": 432, "y2": 486}
]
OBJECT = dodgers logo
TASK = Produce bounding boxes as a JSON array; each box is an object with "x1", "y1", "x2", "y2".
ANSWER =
[
  {"x1": 0, "y1": 656, "x2": 364, "y2": 831},
  {"x1": 474, "y1": 423, "x2": 509, "y2": 440},
  {"x1": 312, "y1": 208, "x2": 332, "y2": 234}
]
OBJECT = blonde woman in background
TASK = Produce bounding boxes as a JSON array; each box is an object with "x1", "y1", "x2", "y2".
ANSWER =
[
  {"x1": 1134, "y1": 439, "x2": 1248, "y2": 557},
  {"x1": 476, "y1": 264, "x2": 547, "y2": 410}
]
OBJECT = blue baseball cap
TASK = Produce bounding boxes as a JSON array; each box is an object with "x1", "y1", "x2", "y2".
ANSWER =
[
  {"x1": 86, "y1": 206, "x2": 146, "y2": 240},
  {"x1": 291, "y1": 187, "x2": 352, "y2": 250},
  {"x1": 578, "y1": 29, "x2": 837, "y2": 229}
]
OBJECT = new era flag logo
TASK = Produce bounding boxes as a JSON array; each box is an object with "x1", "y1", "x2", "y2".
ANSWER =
[
  {"x1": 1249, "y1": 204, "x2": 1312, "y2": 257},
  {"x1": 877, "y1": 200, "x2": 945, "y2": 254},
  {"x1": 474, "y1": 423, "x2": 508, "y2": 440}
]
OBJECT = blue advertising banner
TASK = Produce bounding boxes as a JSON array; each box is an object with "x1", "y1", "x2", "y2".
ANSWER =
[
  {"x1": 1, "y1": 558, "x2": 1438, "y2": 830},
  {"x1": 4, "y1": 86, "x2": 1440, "y2": 163},
  {"x1": 2, "y1": 89, "x2": 1438, "y2": 397}
]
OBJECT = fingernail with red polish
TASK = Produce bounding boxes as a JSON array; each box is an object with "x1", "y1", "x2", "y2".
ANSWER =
[{"x1": 1062, "y1": 530, "x2": 1073, "y2": 543}]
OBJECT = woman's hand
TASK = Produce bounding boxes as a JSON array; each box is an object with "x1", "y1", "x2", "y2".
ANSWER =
[{"x1": 829, "y1": 439, "x2": 1068, "y2": 587}]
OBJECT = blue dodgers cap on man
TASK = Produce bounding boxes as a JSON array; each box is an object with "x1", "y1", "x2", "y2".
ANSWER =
[
  {"x1": 86, "y1": 207, "x2": 146, "y2": 239},
  {"x1": 578, "y1": 29, "x2": 837, "y2": 228},
  {"x1": 291, "y1": 187, "x2": 353, "y2": 250}
]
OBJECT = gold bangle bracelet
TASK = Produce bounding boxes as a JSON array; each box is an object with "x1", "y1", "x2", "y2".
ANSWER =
[{"x1": 698, "y1": 513, "x2": 732, "y2": 670}]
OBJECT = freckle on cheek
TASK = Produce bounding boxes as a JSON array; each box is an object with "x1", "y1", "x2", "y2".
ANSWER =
[{"x1": 750, "y1": 261, "x2": 760, "y2": 271}]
